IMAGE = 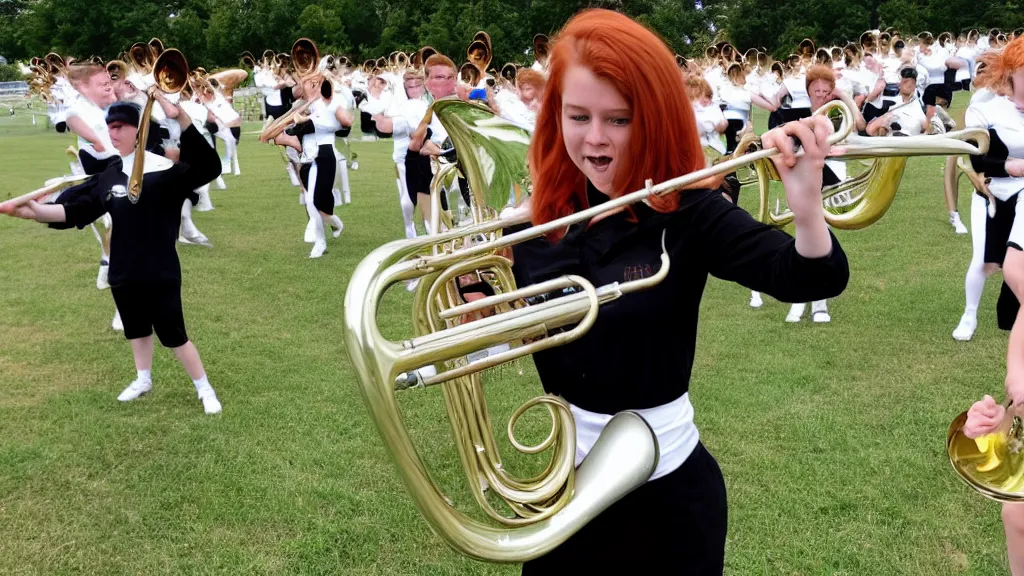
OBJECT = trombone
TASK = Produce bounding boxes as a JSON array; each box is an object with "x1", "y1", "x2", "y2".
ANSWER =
[
  {"x1": 258, "y1": 38, "x2": 327, "y2": 143},
  {"x1": 127, "y1": 48, "x2": 190, "y2": 202},
  {"x1": 343, "y1": 98, "x2": 991, "y2": 562}
]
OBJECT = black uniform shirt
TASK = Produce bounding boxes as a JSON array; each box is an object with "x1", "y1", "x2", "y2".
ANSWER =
[
  {"x1": 509, "y1": 182, "x2": 850, "y2": 414},
  {"x1": 51, "y1": 124, "x2": 221, "y2": 287}
]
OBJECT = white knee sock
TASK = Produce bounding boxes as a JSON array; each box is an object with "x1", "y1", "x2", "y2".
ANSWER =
[
  {"x1": 965, "y1": 192, "x2": 989, "y2": 318},
  {"x1": 964, "y1": 263, "x2": 986, "y2": 317},
  {"x1": 193, "y1": 374, "x2": 210, "y2": 391}
]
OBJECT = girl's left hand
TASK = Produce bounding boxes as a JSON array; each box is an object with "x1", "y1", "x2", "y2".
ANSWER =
[{"x1": 761, "y1": 115, "x2": 834, "y2": 221}]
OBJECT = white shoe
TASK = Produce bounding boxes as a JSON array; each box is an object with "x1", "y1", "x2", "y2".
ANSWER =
[
  {"x1": 112, "y1": 310, "x2": 124, "y2": 331},
  {"x1": 97, "y1": 261, "x2": 110, "y2": 290},
  {"x1": 309, "y1": 238, "x2": 327, "y2": 258},
  {"x1": 343, "y1": 190, "x2": 351, "y2": 204},
  {"x1": 117, "y1": 378, "x2": 151, "y2": 401},
  {"x1": 215, "y1": 176, "x2": 226, "y2": 190},
  {"x1": 405, "y1": 278, "x2": 420, "y2": 292},
  {"x1": 785, "y1": 303, "x2": 805, "y2": 323},
  {"x1": 749, "y1": 292, "x2": 763, "y2": 308},
  {"x1": 304, "y1": 218, "x2": 316, "y2": 243},
  {"x1": 328, "y1": 215, "x2": 344, "y2": 238},
  {"x1": 951, "y1": 212, "x2": 968, "y2": 234},
  {"x1": 811, "y1": 300, "x2": 830, "y2": 323},
  {"x1": 197, "y1": 385, "x2": 222, "y2": 414},
  {"x1": 953, "y1": 314, "x2": 978, "y2": 341}
]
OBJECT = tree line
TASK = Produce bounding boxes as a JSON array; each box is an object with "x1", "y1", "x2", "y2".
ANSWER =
[{"x1": 1, "y1": 0, "x2": 1022, "y2": 72}]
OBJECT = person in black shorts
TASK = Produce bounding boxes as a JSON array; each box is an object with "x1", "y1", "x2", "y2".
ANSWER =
[{"x1": 6, "y1": 96, "x2": 225, "y2": 414}]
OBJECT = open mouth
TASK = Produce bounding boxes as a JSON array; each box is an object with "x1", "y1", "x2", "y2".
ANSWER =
[{"x1": 585, "y1": 155, "x2": 612, "y2": 171}]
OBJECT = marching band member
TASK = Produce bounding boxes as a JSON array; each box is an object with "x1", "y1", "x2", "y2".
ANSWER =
[
  {"x1": 509, "y1": 10, "x2": 848, "y2": 573},
  {"x1": 865, "y1": 67, "x2": 928, "y2": 137},
  {"x1": 959, "y1": 39, "x2": 1024, "y2": 568},
  {"x1": 287, "y1": 73, "x2": 354, "y2": 258},
  {"x1": 754, "y1": 64, "x2": 864, "y2": 323},
  {"x1": 328, "y1": 72, "x2": 356, "y2": 206},
  {"x1": 952, "y1": 40, "x2": 1024, "y2": 342},
  {"x1": 720, "y1": 62, "x2": 774, "y2": 154},
  {"x1": 688, "y1": 75, "x2": 728, "y2": 157},
  {"x1": 409, "y1": 54, "x2": 460, "y2": 231},
  {"x1": 5, "y1": 98, "x2": 224, "y2": 414},
  {"x1": 372, "y1": 69, "x2": 429, "y2": 241},
  {"x1": 486, "y1": 68, "x2": 547, "y2": 133},
  {"x1": 203, "y1": 87, "x2": 242, "y2": 178},
  {"x1": 64, "y1": 63, "x2": 123, "y2": 330}
]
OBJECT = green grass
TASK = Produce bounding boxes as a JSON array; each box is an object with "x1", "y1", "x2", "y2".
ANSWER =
[{"x1": 0, "y1": 94, "x2": 1014, "y2": 575}]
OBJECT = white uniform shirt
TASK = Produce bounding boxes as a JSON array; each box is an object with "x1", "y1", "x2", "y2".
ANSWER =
[
  {"x1": 719, "y1": 83, "x2": 752, "y2": 122},
  {"x1": 391, "y1": 96, "x2": 429, "y2": 164},
  {"x1": 782, "y1": 75, "x2": 811, "y2": 109},
  {"x1": 300, "y1": 97, "x2": 345, "y2": 162},
  {"x1": 692, "y1": 103, "x2": 726, "y2": 154},
  {"x1": 954, "y1": 45, "x2": 977, "y2": 82},
  {"x1": 255, "y1": 67, "x2": 283, "y2": 106},
  {"x1": 965, "y1": 94, "x2": 1024, "y2": 202},
  {"x1": 65, "y1": 98, "x2": 115, "y2": 159},
  {"x1": 889, "y1": 98, "x2": 928, "y2": 135},
  {"x1": 918, "y1": 49, "x2": 948, "y2": 86},
  {"x1": 208, "y1": 92, "x2": 240, "y2": 124}
]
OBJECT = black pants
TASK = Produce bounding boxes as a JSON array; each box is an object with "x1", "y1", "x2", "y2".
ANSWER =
[
  {"x1": 521, "y1": 442, "x2": 727, "y2": 574},
  {"x1": 768, "y1": 107, "x2": 811, "y2": 130},
  {"x1": 111, "y1": 282, "x2": 188, "y2": 348},
  {"x1": 299, "y1": 145, "x2": 338, "y2": 215},
  {"x1": 724, "y1": 119, "x2": 744, "y2": 154},
  {"x1": 404, "y1": 153, "x2": 448, "y2": 211}
]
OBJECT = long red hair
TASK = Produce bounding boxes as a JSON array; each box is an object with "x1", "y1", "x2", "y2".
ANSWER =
[
  {"x1": 977, "y1": 36, "x2": 1024, "y2": 95},
  {"x1": 527, "y1": 9, "x2": 705, "y2": 240}
]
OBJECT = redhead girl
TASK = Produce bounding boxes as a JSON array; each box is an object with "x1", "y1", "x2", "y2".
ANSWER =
[
  {"x1": 507, "y1": 9, "x2": 849, "y2": 573},
  {"x1": 959, "y1": 35, "x2": 1024, "y2": 575}
]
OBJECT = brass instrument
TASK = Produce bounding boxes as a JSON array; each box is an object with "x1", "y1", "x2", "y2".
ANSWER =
[
  {"x1": 459, "y1": 61, "x2": 481, "y2": 87},
  {"x1": 533, "y1": 34, "x2": 549, "y2": 70},
  {"x1": 860, "y1": 31, "x2": 877, "y2": 56},
  {"x1": 798, "y1": 38, "x2": 815, "y2": 60},
  {"x1": 126, "y1": 48, "x2": 189, "y2": 203},
  {"x1": 0, "y1": 174, "x2": 92, "y2": 215},
  {"x1": 948, "y1": 399, "x2": 1024, "y2": 502},
  {"x1": 743, "y1": 102, "x2": 989, "y2": 229},
  {"x1": 412, "y1": 46, "x2": 438, "y2": 71},
  {"x1": 148, "y1": 37, "x2": 164, "y2": 57},
  {"x1": 468, "y1": 32, "x2": 492, "y2": 75},
  {"x1": 127, "y1": 42, "x2": 156, "y2": 76},
  {"x1": 208, "y1": 68, "x2": 249, "y2": 102},
  {"x1": 258, "y1": 38, "x2": 327, "y2": 143},
  {"x1": 343, "y1": 97, "x2": 992, "y2": 561},
  {"x1": 498, "y1": 63, "x2": 518, "y2": 90},
  {"x1": 106, "y1": 60, "x2": 128, "y2": 82}
]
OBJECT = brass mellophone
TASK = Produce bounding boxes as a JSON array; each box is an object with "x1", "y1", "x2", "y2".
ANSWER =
[{"x1": 343, "y1": 98, "x2": 990, "y2": 562}]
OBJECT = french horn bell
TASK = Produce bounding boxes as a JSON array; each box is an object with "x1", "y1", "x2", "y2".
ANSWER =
[{"x1": 948, "y1": 400, "x2": 1024, "y2": 502}]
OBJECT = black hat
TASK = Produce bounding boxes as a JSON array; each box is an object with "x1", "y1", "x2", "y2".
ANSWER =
[
  {"x1": 899, "y1": 66, "x2": 918, "y2": 80},
  {"x1": 105, "y1": 101, "x2": 141, "y2": 127}
]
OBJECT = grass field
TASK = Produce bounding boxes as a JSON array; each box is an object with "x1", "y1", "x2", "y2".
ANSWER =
[{"x1": 0, "y1": 95, "x2": 1016, "y2": 575}]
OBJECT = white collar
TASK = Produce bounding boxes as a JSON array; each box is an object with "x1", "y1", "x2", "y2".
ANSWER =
[{"x1": 119, "y1": 150, "x2": 174, "y2": 177}]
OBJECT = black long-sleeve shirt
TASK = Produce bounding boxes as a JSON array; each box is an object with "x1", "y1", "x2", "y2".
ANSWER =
[
  {"x1": 50, "y1": 124, "x2": 221, "y2": 286},
  {"x1": 509, "y1": 183, "x2": 850, "y2": 414}
]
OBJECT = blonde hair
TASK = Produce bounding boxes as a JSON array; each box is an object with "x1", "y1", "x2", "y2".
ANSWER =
[{"x1": 67, "y1": 64, "x2": 106, "y2": 87}]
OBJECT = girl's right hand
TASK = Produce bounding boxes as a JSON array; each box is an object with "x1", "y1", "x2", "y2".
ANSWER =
[{"x1": 964, "y1": 395, "x2": 1007, "y2": 439}]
